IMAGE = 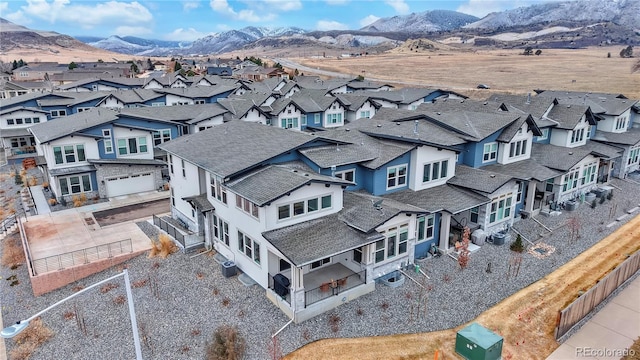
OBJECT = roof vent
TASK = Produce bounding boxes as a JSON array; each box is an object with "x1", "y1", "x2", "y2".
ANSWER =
[
  {"x1": 489, "y1": 174, "x2": 496, "y2": 178},
  {"x1": 345, "y1": 128, "x2": 350, "y2": 131},
  {"x1": 377, "y1": 124, "x2": 382, "y2": 127},
  {"x1": 568, "y1": 152, "x2": 573, "y2": 155},
  {"x1": 396, "y1": 122, "x2": 400, "y2": 125},
  {"x1": 436, "y1": 112, "x2": 441, "y2": 115},
  {"x1": 483, "y1": 102, "x2": 488, "y2": 105},
  {"x1": 413, "y1": 120, "x2": 419, "y2": 135},
  {"x1": 567, "y1": 105, "x2": 571, "y2": 108},
  {"x1": 526, "y1": 93, "x2": 531, "y2": 104}
]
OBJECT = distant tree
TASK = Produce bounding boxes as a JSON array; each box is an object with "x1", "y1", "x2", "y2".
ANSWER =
[
  {"x1": 68, "y1": 62, "x2": 78, "y2": 70},
  {"x1": 97, "y1": 59, "x2": 104, "y2": 63},
  {"x1": 535, "y1": 49, "x2": 542, "y2": 56},
  {"x1": 607, "y1": 52, "x2": 611, "y2": 58},
  {"x1": 12, "y1": 59, "x2": 26, "y2": 70},
  {"x1": 12, "y1": 60, "x2": 18, "y2": 70},
  {"x1": 130, "y1": 62, "x2": 139, "y2": 74},
  {"x1": 146, "y1": 58, "x2": 153, "y2": 70},
  {"x1": 274, "y1": 62, "x2": 283, "y2": 69},
  {"x1": 174, "y1": 62, "x2": 182, "y2": 71},
  {"x1": 634, "y1": 59, "x2": 640, "y2": 73},
  {"x1": 294, "y1": 68, "x2": 299, "y2": 76},
  {"x1": 356, "y1": 74, "x2": 365, "y2": 81},
  {"x1": 523, "y1": 47, "x2": 533, "y2": 55},
  {"x1": 620, "y1": 45, "x2": 633, "y2": 58},
  {"x1": 186, "y1": 69, "x2": 196, "y2": 76}
]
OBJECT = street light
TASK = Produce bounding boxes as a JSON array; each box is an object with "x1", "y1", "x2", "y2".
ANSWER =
[{"x1": 1, "y1": 269, "x2": 143, "y2": 360}]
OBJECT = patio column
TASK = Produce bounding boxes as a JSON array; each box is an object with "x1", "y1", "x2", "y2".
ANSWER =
[
  {"x1": 525, "y1": 181, "x2": 537, "y2": 213},
  {"x1": 291, "y1": 267, "x2": 305, "y2": 311},
  {"x1": 439, "y1": 212, "x2": 451, "y2": 252}
]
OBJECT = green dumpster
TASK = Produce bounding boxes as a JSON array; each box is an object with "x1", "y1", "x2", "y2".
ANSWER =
[{"x1": 455, "y1": 323, "x2": 503, "y2": 360}]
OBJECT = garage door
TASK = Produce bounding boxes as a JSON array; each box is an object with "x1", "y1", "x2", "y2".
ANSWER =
[{"x1": 105, "y1": 172, "x2": 155, "y2": 197}]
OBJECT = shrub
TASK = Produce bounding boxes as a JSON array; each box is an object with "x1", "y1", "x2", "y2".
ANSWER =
[
  {"x1": 9, "y1": 317, "x2": 53, "y2": 360},
  {"x1": 149, "y1": 233, "x2": 178, "y2": 258},
  {"x1": 328, "y1": 313, "x2": 340, "y2": 333},
  {"x1": 72, "y1": 194, "x2": 87, "y2": 207},
  {"x1": 99, "y1": 283, "x2": 119, "y2": 294},
  {"x1": 14, "y1": 171, "x2": 22, "y2": 186},
  {"x1": 1, "y1": 234, "x2": 25, "y2": 268},
  {"x1": 48, "y1": 198, "x2": 57, "y2": 206},
  {"x1": 510, "y1": 234, "x2": 525, "y2": 253},
  {"x1": 113, "y1": 295, "x2": 126, "y2": 305},
  {"x1": 205, "y1": 325, "x2": 246, "y2": 360}
]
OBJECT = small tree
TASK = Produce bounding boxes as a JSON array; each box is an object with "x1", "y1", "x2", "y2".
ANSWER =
[
  {"x1": 68, "y1": 62, "x2": 78, "y2": 70},
  {"x1": 510, "y1": 234, "x2": 524, "y2": 253},
  {"x1": 457, "y1": 226, "x2": 471, "y2": 270},
  {"x1": 567, "y1": 216, "x2": 581, "y2": 244},
  {"x1": 206, "y1": 325, "x2": 246, "y2": 360},
  {"x1": 620, "y1": 45, "x2": 633, "y2": 58},
  {"x1": 523, "y1": 46, "x2": 533, "y2": 55},
  {"x1": 174, "y1": 62, "x2": 182, "y2": 72}
]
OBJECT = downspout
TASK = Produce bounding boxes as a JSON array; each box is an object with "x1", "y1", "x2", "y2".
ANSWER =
[{"x1": 271, "y1": 319, "x2": 293, "y2": 338}]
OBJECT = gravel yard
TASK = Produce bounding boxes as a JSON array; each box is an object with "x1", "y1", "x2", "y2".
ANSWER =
[{"x1": 2, "y1": 178, "x2": 640, "y2": 359}]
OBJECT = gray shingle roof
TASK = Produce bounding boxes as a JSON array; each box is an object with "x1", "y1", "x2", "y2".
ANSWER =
[
  {"x1": 154, "y1": 85, "x2": 238, "y2": 99},
  {"x1": 262, "y1": 213, "x2": 383, "y2": 267},
  {"x1": 481, "y1": 159, "x2": 563, "y2": 182},
  {"x1": 536, "y1": 90, "x2": 638, "y2": 116},
  {"x1": 118, "y1": 103, "x2": 228, "y2": 124},
  {"x1": 420, "y1": 109, "x2": 523, "y2": 141},
  {"x1": 49, "y1": 164, "x2": 96, "y2": 176},
  {"x1": 447, "y1": 165, "x2": 514, "y2": 194},
  {"x1": 183, "y1": 193, "x2": 215, "y2": 213},
  {"x1": 422, "y1": 98, "x2": 506, "y2": 113},
  {"x1": 157, "y1": 121, "x2": 335, "y2": 179},
  {"x1": 225, "y1": 164, "x2": 350, "y2": 206},
  {"x1": 583, "y1": 141, "x2": 624, "y2": 160},
  {"x1": 385, "y1": 184, "x2": 490, "y2": 214},
  {"x1": 530, "y1": 143, "x2": 593, "y2": 171},
  {"x1": 545, "y1": 103, "x2": 592, "y2": 129},
  {"x1": 488, "y1": 94, "x2": 556, "y2": 120},
  {"x1": 339, "y1": 191, "x2": 425, "y2": 233},
  {"x1": 0, "y1": 107, "x2": 49, "y2": 116},
  {"x1": 88, "y1": 158, "x2": 165, "y2": 166},
  {"x1": 496, "y1": 115, "x2": 542, "y2": 142},
  {"x1": 354, "y1": 88, "x2": 440, "y2": 104},
  {"x1": 29, "y1": 108, "x2": 119, "y2": 143},
  {"x1": 592, "y1": 128, "x2": 640, "y2": 146}
]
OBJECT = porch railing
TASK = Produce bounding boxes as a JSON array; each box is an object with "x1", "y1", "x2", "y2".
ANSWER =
[
  {"x1": 152, "y1": 214, "x2": 186, "y2": 248},
  {"x1": 31, "y1": 238, "x2": 133, "y2": 275},
  {"x1": 304, "y1": 269, "x2": 366, "y2": 308}
]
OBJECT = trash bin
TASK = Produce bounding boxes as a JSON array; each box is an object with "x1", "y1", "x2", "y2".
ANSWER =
[
  {"x1": 273, "y1": 274, "x2": 290, "y2": 297},
  {"x1": 221, "y1": 261, "x2": 237, "y2": 278}
]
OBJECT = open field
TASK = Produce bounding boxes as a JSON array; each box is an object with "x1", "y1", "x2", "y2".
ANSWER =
[
  {"x1": 285, "y1": 214, "x2": 640, "y2": 360},
  {"x1": 291, "y1": 46, "x2": 640, "y2": 99}
]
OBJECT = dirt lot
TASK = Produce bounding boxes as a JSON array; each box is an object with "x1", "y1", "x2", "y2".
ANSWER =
[
  {"x1": 285, "y1": 214, "x2": 640, "y2": 360},
  {"x1": 92, "y1": 199, "x2": 169, "y2": 227},
  {"x1": 292, "y1": 46, "x2": 640, "y2": 99}
]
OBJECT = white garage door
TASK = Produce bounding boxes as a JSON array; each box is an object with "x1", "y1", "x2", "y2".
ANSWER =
[{"x1": 105, "y1": 172, "x2": 155, "y2": 197}]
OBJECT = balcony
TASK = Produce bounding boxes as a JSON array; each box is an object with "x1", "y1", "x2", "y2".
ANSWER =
[
  {"x1": 303, "y1": 263, "x2": 366, "y2": 307},
  {"x1": 8, "y1": 146, "x2": 36, "y2": 157}
]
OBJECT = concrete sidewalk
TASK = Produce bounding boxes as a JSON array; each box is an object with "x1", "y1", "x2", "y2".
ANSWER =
[{"x1": 547, "y1": 275, "x2": 640, "y2": 360}]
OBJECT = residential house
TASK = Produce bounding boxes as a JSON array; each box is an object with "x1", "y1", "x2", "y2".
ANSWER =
[{"x1": 0, "y1": 107, "x2": 49, "y2": 164}]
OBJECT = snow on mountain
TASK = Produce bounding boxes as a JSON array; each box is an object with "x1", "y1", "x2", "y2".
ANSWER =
[
  {"x1": 466, "y1": 0, "x2": 640, "y2": 30},
  {"x1": 361, "y1": 10, "x2": 479, "y2": 33}
]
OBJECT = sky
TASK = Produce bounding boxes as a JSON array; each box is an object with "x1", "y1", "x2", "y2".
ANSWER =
[{"x1": 0, "y1": 0, "x2": 563, "y2": 42}]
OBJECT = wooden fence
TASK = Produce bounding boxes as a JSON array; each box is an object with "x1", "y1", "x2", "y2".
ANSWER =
[{"x1": 555, "y1": 251, "x2": 640, "y2": 339}]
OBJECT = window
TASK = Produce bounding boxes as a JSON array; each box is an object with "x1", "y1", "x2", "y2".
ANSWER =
[
  {"x1": 77, "y1": 107, "x2": 92, "y2": 113},
  {"x1": 238, "y1": 231, "x2": 260, "y2": 265},
  {"x1": 417, "y1": 215, "x2": 434, "y2": 241},
  {"x1": 153, "y1": 129, "x2": 171, "y2": 146},
  {"x1": 310, "y1": 257, "x2": 331, "y2": 269},
  {"x1": 102, "y1": 129, "x2": 113, "y2": 154},
  {"x1": 422, "y1": 160, "x2": 448, "y2": 183},
  {"x1": 170, "y1": 187, "x2": 175, "y2": 206},
  {"x1": 50, "y1": 109, "x2": 67, "y2": 117},
  {"x1": 181, "y1": 159, "x2": 186, "y2": 177},
  {"x1": 212, "y1": 215, "x2": 230, "y2": 246},
  {"x1": 117, "y1": 137, "x2": 147, "y2": 155},
  {"x1": 582, "y1": 162, "x2": 597, "y2": 185},
  {"x1": 151, "y1": 102, "x2": 165, "y2": 107},
  {"x1": 335, "y1": 169, "x2": 355, "y2": 182},
  {"x1": 10, "y1": 137, "x2": 28, "y2": 148},
  {"x1": 326, "y1": 113, "x2": 342, "y2": 125},
  {"x1": 301, "y1": 114, "x2": 307, "y2": 126},
  {"x1": 536, "y1": 128, "x2": 549, "y2": 141},
  {"x1": 59, "y1": 174, "x2": 91, "y2": 195},
  {"x1": 281, "y1": 117, "x2": 298, "y2": 129},
  {"x1": 359, "y1": 110, "x2": 371, "y2": 119},
  {"x1": 278, "y1": 195, "x2": 331, "y2": 220},
  {"x1": 615, "y1": 116, "x2": 628, "y2": 130},
  {"x1": 53, "y1": 144, "x2": 85, "y2": 164},
  {"x1": 586, "y1": 125, "x2": 592, "y2": 139},
  {"x1": 236, "y1": 195, "x2": 259, "y2": 219},
  {"x1": 570, "y1": 128, "x2": 585, "y2": 144},
  {"x1": 209, "y1": 175, "x2": 227, "y2": 204},
  {"x1": 386, "y1": 164, "x2": 407, "y2": 190},
  {"x1": 509, "y1": 139, "x2": 528, "y2": 158},
  {"x1": 168, "y1": 154, "x2": 174, "y2": 174},
  {"x1": 194, "y1": 99, "x2": 205, "y2": 104},
  {"x1": 375, "y1": 224, "x2": 409, "y2": 263},
  {"x1": 483, "y1": 142, "x2": 498, "y2": 162},
  {"x1": 628, "y1": 147, "x2": 640, "y2": 165},
  {"x1": 470, "y1": 207, "x2": 479, "y2": 223},
  {"x1": 562, "y1": 168, "x2": 580, "y2": 192},
  {"x1": 545, "y1": 179, "x2": 555, "y2": 192},
  {"x1": 314, "y1": 113, "x2": 321, "y2": 124},
  {"x1": 516, "y1": 182, "x2": 523, "y2": 202},
  {"x1": 6, "y1": 119, "x2": 14, "y2": 125},
  {"x1": 15, "y1": 118, "x2": 24, "y2": 125},
  {"x1": 353, "y1": 248, "x2": 362, "y2": 263},
  {"x1": 33, "y1": 117, "x2": 40, "y2": 123},
  {"x1": 489, "y1": 193, "x2": 513, "y2": 224}
]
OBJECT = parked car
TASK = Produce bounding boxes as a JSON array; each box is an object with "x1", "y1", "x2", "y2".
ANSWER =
[{"x1": 477, "y1": 84, "x2": 491, "y2": 89}]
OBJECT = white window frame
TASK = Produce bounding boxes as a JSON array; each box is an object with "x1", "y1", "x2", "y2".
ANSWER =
[
  {"x1": 310, "y1": 257, "x2": 331, "y2": 269},
  {"x1": 235, "y1": 194, "x2": 259, "y2": 219},
  {"x1": 483, "y1": 142, "x2": 498, "y2": 163},
  {"x1": 335, "y1": 169, "x2": 355, "y2": 182},
  {"x1": 237, "y1": 230, "x2": 260, "y2": 265},
  {"x1": 153, "y1": 129, "x2": 171, "y2": 146},
  {"x1": 77, "y1": 107, "x2": 92, "y2": 113},
  {"x1": 416, "y1": 215, "x2": 434, "y2": 242},
  {"x1": 509, "y1": 139, "x2": 528, "y2": 159},
  {"x1": 386, "y1": 164, "x2": 407, "y2": 190},
  {"x1": 536, "y1": 128, "x2": 549, "y2": 141},
  {"x1": 326, "y1": 113, "x2": 343, "y2": 125},
  {"x1": 581, "y1": 162, "x2": 597, "y2": 185},
  {"x1": 53, "y1": 144, "x2": 86, "y2": 165},
  {"x1": 212, "y1": 214, "x2": 230, "y2": 247},
  {"x1": 359, "y1": 110, "x2": 371, "y2": 119},
  {"x1": 59, "y1": 174, "x2": 92, "y2": 196},
  {"x1": 277, "y1": 194, "x2": 332, "y2": 221},
  {"x1": 102, "y1": 129, "x2": 113, "y2": 154},
  {"x1": 422, "y1": 159, "x2": 448, "y2": 183},
  {"x1": 281, "y1": 117, "x2": 298, "y2": 129},
  {"x1": 209, "y1": 175, "x2": 228, "y2": 205},
  {"x1": 314, "y1": 113, "x2": 321, "y2": 125},
  {"x1": 194, "y1": 99, "x2": 206, "y2": 105},
  {"x1": 562, "y1": 168, "x2": 580, "y2": 192},
  {"x1": 301, "y1": 114, "x2": 307, "y2": 126},
  {"x1": 628, "y1": 146, "x2": 640, "y2": 166},
  {"x1": 489, "y1": 193, "x2": 513, "y2": 224},
  {"x1": 50, "y1": 109, "x2": 67, "y2": 117},
  {"x1": 570, "y1": 128, "x2": 585, "y2": 144},
  {"x1": 615, "y1": 116, "x2": 628, "y2": 130},
  {"x1": 116, "y1": 137, "x2": 148, "y2": 156},
  {"x1": 374, "y1": 224, "x2": 409, "y2": 264},
  {"x1": 516, "y1": 181, "x2": 523, "y2": 202}
]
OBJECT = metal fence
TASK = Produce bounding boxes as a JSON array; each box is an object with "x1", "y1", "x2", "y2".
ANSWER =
[
  {"x1": 152, "y1": 214, "x2": 186, "y2": 248},
  {"x1": 555, "y1": 251, "x2": 640, "y2": 339},
  {"x1": 1, "y1": 214, "x2": 18, "y2": 234},
  {"x1": 304, "y1": 269, "x2": 366, "y2": 307},
  {"x1": 31, "y1": 238, "x2": 133, "y2": 275}
]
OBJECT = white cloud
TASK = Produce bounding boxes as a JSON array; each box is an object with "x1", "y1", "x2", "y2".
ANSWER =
[
  {"x1": 385, "y1": 0, "x2": 409, "y2": 14},
  {"x1": 262, "y1": 0, "x2": 301, "y2": 11},
  {"x1": 325, "y1": 0, "x2": 348, "y2": 5},
  {"x1": 13, "y1": 0, "x2": 153, "y2": 29},
  {"x1": 209, "y1": 0, "x2": 277, "y2": 22},
  {"x1": 0, "y1": 2, "x2": 7, "y2": 12},
  {"x1": 114, "y1": 26, "x2": 152, "y2": 37},
  {"x1": 182, "y1": 1, "x2": 200, "y2": 11},
  {"x1": 316, "y1": 20, "x2": 349, "y2": 31},
  {"x1": 359, "y1": 15, "x2": 380, "y2": 27},
  {"x1": 4, "y1": 10, "x2": 32, "y2": 25},
  {"x1": 165, "y1": 27, "x2": 209, "y2": 41},
  {"x1": 456, "y1": 0, "x2": 564, "y2": 18}
]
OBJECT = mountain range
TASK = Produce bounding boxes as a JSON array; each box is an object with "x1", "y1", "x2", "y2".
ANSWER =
[{"x1": 1, "y1": 0, "x2": 639, "y2": 57}]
